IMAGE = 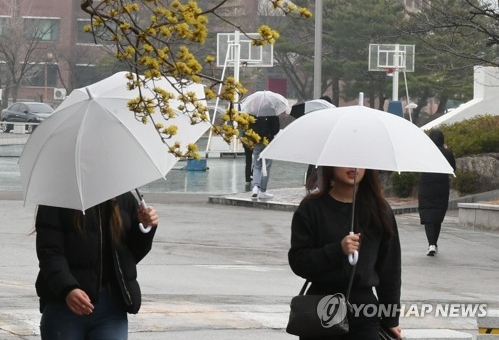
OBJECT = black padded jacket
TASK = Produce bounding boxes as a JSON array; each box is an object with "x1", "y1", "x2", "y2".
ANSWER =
[{"x1": 35, "y1": 192, "x2": 156, "y2": 314}]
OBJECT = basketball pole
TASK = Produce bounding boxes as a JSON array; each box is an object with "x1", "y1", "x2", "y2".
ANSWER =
[
  {"x1": 392, "y1": 68, "x2": 399, "y2": 101},
  {"x1": 232, "y1": 31, "x2": 241, "y2": 153},
  {"x1": 205, "y1": 32, "x2": 240, "y2": 156},
  {"x1": 392, "y1": 44, "x2": 400, "y2": 101},
  {"x1": 313, "y1": 0, "x2": 322, "y2": 99}
]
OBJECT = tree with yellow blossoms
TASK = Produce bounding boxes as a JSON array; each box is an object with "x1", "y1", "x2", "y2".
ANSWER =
[{"x1": 80, "y1": 0, "x2": 311, "y2": 158}]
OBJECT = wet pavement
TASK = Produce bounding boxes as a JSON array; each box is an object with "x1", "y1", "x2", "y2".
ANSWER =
[
  {"x1": 0, "y1": 135, "x2": 307, "y2": 195},
  {"x1": 1, "y1": 192, "x2": 499, "y2": 340},
  {"x1": 1, "y1": 134, "x2": 499, "y2": 340}
]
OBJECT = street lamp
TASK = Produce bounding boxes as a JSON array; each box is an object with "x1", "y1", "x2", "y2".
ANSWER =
[
  {"x1": 43, "y1": 52, "x2": 53, "y2": 102},
  {"x1": 313, "y1": 0, "x2": 322, "y2": 99}
]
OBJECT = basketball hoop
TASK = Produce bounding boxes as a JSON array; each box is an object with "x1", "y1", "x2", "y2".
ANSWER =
[
  {"x1": 385, "y1": 68, "x2": 395, "y2": 76},
  {"x1": 369, "y1": 44, "x2": 415, "y2": 103}
]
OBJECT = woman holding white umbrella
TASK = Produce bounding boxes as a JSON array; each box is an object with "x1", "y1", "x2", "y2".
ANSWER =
[
  {"x1": 288, "y1": 167, "x2": 402, "y2": 340},
  {"x1": 35, "y1": 193, "x2": 159, "y2": 339}
]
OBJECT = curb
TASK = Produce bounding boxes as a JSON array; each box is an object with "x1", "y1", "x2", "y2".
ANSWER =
[
  {"x1": 208, "y1": 195, "x2": 298, "y2": 212},
  {"x1": 208, "y1": 188, "x2": 499, "y2": 215},
  {"x1": 208, "y1": 192, "x2": 420, "y2": 214}
]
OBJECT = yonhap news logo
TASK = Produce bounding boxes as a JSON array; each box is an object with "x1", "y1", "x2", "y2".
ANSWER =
[
  {"x1": 350, "y1": 303, "x2": 488, "y2": 318},
  {"x1": 317, "y1": 294, "x2": 348, "y2": 328}
]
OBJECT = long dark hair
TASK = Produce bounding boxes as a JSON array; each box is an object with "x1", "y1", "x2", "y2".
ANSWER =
[
  {"x1": 74, "y1": 198, "x2": 124, "y2": 246},
  {"x1": 307, "y1": 167, "x2": 394, "y2": 235}
]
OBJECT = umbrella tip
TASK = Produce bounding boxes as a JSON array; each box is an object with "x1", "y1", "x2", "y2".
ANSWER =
[
  {"x1": 358, "y1": 92, "x2": 364, "y2": 106},
  {"x1": 85, "y1": 87, "x2": 94, "y2": 99}
]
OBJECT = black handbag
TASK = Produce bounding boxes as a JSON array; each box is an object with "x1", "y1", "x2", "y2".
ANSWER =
[
  {"x1": 286, "y1": 280, "x2": 350, "y2": 337},
  {"x1": 286, "y1": 258, "x2": 357, "y2": 338}
]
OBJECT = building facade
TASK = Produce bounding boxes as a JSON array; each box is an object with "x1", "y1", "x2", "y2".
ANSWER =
[
  {"x1": 0, "y1": 0, "x2": 108, "y2": 106},
  {"x1": 0, "y1": 0, "x2": 261, "y2": 106}
]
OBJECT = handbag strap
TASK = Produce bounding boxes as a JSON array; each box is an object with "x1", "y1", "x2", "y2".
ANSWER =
[{"x1": 300, "y1": 263, "x2": 357, "y2": 303}]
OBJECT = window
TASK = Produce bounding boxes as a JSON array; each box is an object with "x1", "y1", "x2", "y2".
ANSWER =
[
  {"x1": 74, "y1": 65, "x2": 103, "y2": 88},
  {"x1": 77, "y1": 19, "x2": 95, "y2": 44},
  {"x1": 21, "y1": 64, "x2": 58, "y2": 87},
  {"x1": 76, "y1": 18, "x2": 114, "y2": 45},
  {"x1": 24, "y1": 17, "x2": 60, "y2": 41},
  {"x1": 0, "y1": 16, "x2": 10, "y2": 36},
  {"x1": 9, "y1": 103, "x2": 22, "y2": 113}
]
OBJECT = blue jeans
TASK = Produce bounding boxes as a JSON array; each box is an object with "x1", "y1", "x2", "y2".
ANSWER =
[
  {"x1": 40, "y1": 286, "x2": 128, "y2": 340},
  {"x1": 252, "y1": 143, "x2": 272, "y2": 192}
]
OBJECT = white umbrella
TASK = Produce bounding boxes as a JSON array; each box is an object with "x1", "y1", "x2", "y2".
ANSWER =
[
  {"x1": 240, "y1": 90, "x2": 289, "y2": 117},
  {"x1": 19, "y1": 72, "x2": 210, "y2": 211},
  {"x1": 260, "y1": 105, "x2": 454, "y2": 265},
  {"x1": 260, "y1": 105, "x2": 454, "y2": 174}
]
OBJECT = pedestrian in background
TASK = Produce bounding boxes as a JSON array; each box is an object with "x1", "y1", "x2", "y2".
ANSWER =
[
  {"x1": 289, "y1": 166, "x2": 402, "y2": 339},
  {"x1": 35, "y1": 192, "x2": 159, "y2": 339},
  {"x1": 243, "y1": 142, "x2": 253, "y2": 189},
  {"x1": 250, "y1": 108, "x2": 281, "y2": 200},
  {"x1": 418, "y1": 129, "x2": 456, "y2": 256}
]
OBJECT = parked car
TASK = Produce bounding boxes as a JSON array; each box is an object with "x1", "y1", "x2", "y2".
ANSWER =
[{"x1": 0, "y1": 102, "x2": 54, "y2": 133}]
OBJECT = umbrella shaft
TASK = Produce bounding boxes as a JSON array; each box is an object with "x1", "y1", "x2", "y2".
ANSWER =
[{"x1": 350, "y1": 169, "x2": 357, "y2": 233}]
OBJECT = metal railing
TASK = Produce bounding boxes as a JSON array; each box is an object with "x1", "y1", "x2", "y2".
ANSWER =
[{"x1": 0, "y1": 122, "x2": 37, "y2": 157}]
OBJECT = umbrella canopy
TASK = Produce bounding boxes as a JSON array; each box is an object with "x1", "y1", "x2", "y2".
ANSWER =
[
  {"x1": 260, "y1": 105, "x2": 455, "y2": 175},
  {"x1": 19, "y1": 72, "x2": 210, "y2": 211},
  {"x1": 240, "y1": 90, "x2": 289, "y2": 117},
  {"x1": 290, "y1": 99, "x2": 336, "y2": 119}
]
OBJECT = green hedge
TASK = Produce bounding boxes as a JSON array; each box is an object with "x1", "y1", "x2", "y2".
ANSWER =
[
  {"x1": 391, "y1": 172, "x2": 419, "y2": 197},
  {"x1": 451, "y1": 170, "x2": 481, "y2": 195},
  {"x1": 437, "y1": 115, "x2": 499, "y2": 157}
]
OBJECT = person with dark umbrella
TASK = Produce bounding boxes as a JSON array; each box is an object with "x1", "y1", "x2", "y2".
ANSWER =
[{"x1": 418, "y1": 129, "x2": 456, "y2": 256}]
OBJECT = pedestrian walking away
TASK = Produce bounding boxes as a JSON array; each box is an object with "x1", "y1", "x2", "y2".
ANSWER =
[
  {"x1": 251, "y1": 113, "x2": 281, "y2": 199},
  {"x1": 240, "y1": 90, "x2": 289, "y2": 200},
  {"x1": 35, "y1": 192, "x2": 159, "y2": 340},
  {"x1": 288, "y1": 167, "x2": 402, "y2": 340},
  {"x1": 418, "y1": 129, "x2": 456, "y2": 256}
]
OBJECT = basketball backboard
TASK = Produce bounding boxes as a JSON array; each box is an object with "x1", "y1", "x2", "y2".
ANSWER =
[
  {"x1": 368, "y1": 44, "x2": 415, "y2": 72},
  {"x1": 217, "y1": 32, "x2": 273, "y2": 68}
]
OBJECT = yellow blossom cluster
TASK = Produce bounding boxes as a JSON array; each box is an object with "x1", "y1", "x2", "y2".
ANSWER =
[
  {"x1": 269, "y1": 0, "x2": 312, "y2": 18},
  {"x1": 80, "y1": 0, "x2": 311, "y2": 159}
]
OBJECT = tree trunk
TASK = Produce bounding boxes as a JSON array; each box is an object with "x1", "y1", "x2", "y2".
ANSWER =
[
  {"x1": 413, "y1": 88, "x2": 430, "y2": 125},
  {"x1": 436, "y1": 95, "x2": 448, "y2": 114}
]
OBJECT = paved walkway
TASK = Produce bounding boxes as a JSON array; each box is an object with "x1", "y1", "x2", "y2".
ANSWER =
[{"x1": 1, "y1": 189, "x2": 499, "y2": 340}]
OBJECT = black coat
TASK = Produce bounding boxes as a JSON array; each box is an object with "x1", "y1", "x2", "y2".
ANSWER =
[
  {"x1": 418, "y1": 146, "x2": 456, "y2": 224},
  {"x1": 251, "y1": 115, "x2": 280, "y2": 142},
  {"x1": 289, "y1": 195, "x2": 401, "y2": 328},
  {"x1": 35, "y1": 192, "x2": 156, "y2": 314}
]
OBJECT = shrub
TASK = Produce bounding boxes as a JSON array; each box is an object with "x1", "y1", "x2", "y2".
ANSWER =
[
  {"x1": 438, "y1": 115, "x2": 499, "y2": 157},
  {"x1": 452, "y1": 170, "x2": 481, "y2": 195},
  {"x1": 391, "y1": 172, "x2": 419, "y2": 197}
]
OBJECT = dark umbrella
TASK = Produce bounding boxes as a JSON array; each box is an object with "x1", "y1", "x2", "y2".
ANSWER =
[{"x1": 289, "y1": 99, "x2": 335, "y2": 119}]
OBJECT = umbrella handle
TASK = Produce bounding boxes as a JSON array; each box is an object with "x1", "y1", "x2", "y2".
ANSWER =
[
  {"x1": 348, "y1": 250, "x2": 358, "y2": 265},
  {"x1": 138, "y1": 198, "x2": 152, "y2": 233},
  {"x1": 348, "y1": 232, "x2": 359, "y2": 265}
]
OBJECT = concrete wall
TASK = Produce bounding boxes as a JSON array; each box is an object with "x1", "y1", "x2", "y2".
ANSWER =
[
  {"x1": 422, "y1": 66, "x2": 499, "y2": 130},
  {"x1": 458, "y1": 203, "x2": 499, "y2": 231}
]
